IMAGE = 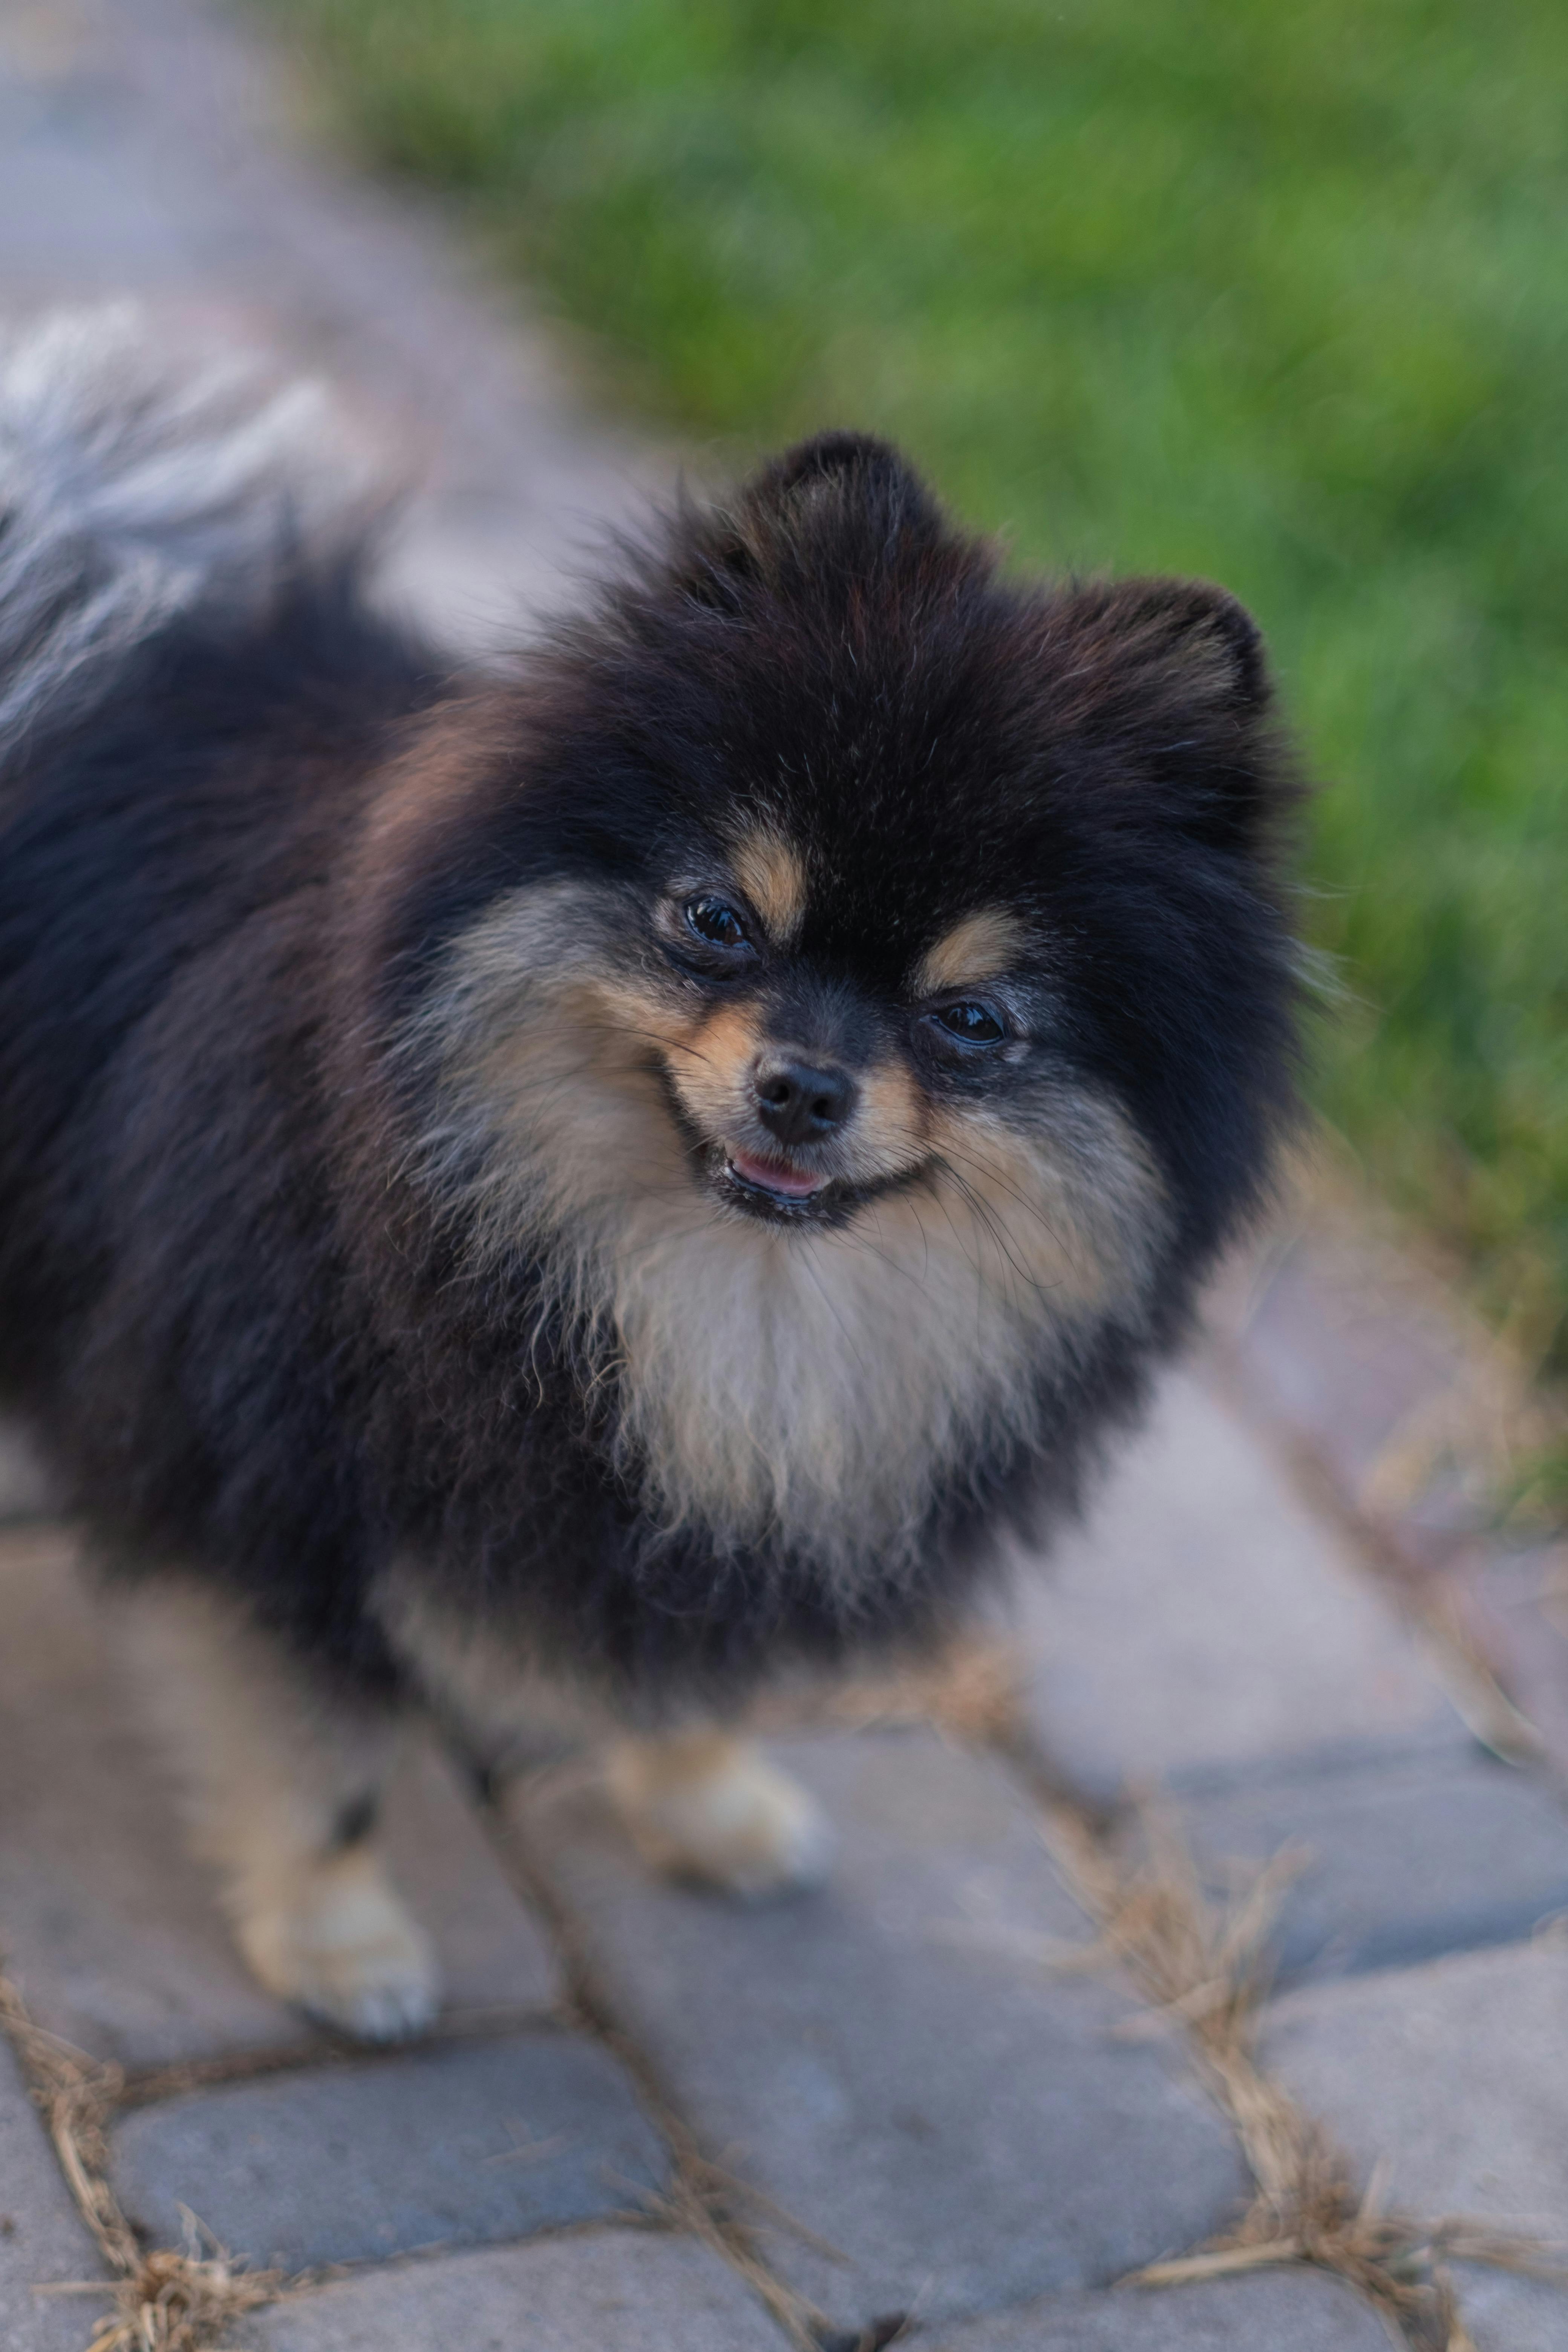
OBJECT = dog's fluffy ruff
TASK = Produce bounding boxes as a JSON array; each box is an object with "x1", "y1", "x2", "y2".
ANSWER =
[{"x1": 402, "y1": 877, "x2": 1168, "y2": 1583}]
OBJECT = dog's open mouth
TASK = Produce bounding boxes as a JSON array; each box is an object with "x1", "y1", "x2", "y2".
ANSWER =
[
  {"x1": 726, "y1": 1147, "x2": 826, "y2": 1202},
  {"x1": 713, "y1": 1143, "x2": 926, "y2": 1228},
  {"x1": 722, "y1": 1147, "x2": 832, "y2": 1214}
]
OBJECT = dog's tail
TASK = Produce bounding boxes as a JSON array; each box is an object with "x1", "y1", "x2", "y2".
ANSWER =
[{"x1": 0, "y1": 303, "x2": 395, "y2": 761}]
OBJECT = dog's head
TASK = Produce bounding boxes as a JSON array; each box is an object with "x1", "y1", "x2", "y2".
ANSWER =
[{"x1": 361, "y1": 435, "x2": 1299, "y2": 1567}]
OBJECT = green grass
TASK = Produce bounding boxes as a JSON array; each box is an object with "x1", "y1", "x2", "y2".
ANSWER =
[{"x1": 270, "y1": 0, "x2": 1568, "y2": 1358}]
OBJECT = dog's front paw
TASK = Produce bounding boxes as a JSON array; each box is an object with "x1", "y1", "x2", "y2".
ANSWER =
[
  {"x1": 233, "y1": 1848, "x2": 441, "y2": 2042},
  {"x1": 609, "y1": 1734, "x2": 835, "y2": 1900}
]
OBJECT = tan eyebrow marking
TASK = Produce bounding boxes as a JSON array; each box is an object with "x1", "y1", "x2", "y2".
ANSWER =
[
  {"x1": 911, "y1": 908, "x2": 1025, "y2": 998},
  {"x1": 730, "y1": 824, "x2": 808, "y2": 944}
]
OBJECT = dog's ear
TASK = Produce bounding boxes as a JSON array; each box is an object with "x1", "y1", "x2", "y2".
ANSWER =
[
  {"x1": 673, "y1": 433, "x2": 943, "y2": 612},
  {"x1": 744, "y1": 430, "x2": 937, "y2": 522},
  {"x1": 1071, "y1": 576, "x2": 1268, "y2": 712},
  {"x1": 1053, "y1": 576, "x2": 1291, "y2": 853}
]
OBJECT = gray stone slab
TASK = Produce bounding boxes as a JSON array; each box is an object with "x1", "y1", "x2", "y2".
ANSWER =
[
  {"x1": 1011, "y1": 1370, "x2": 1459, "y2": 1799},
  {"x1": 1446, "y1": 1543, "x2": 1568, "y2": 1784},
  {"x1": 509, "y1": 1729, "x2": 1248, "y2": 2338},
  {"x1": 1223, "y1": 1228, "x2": 1476, "y2": 1518},
  {"x1": 1262, "y1": 1942, "x2": 1568, "y2": 2232},
  {"x1": 0, "y1": 1527, "x2": 557, "y2": 2067},
  {"x1": 111, "y1": 2029, "x2": 666, "y2": 2272},
  {"x1": 1264, "y1": 1945, "x2": 1568, "y2": 2346},
  {"x1": 1453, "y1": 2266, "x2": 1568, "y2": 2352},
  {"x1": 1218, "y1": 1227, "x2": 1568, "y2": 1777},
  {"x1": 0, "y1": 2039, "x2": 113, "y2": 2352},
  {"x1": 922, "y1": 2269, "x2": 1390, "y2": 2348},
  {"x1": 244, "y1": 2226, "x2": 791, "y2": 2351},
  {"x1": 1174, "y1": 1745, "x2": 1568, "y2": 1982}
]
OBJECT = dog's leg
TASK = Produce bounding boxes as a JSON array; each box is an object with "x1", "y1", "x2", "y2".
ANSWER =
[
  {"x1": 119, "y1": 1583, "x2": 439, "y2": 2041},
  {"x1": 606, "y1": 1727, "x2": 833, "y2": 1899}
]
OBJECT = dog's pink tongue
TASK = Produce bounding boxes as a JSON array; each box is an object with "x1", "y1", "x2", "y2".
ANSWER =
[{"x1": 729, "y1": 1148, "x2": 824, "y2": 1198}]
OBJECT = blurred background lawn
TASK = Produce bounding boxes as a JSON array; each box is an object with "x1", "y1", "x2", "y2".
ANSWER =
[{"x1": 269, "y1": 0, "x2": 1568, "y2": 1370}]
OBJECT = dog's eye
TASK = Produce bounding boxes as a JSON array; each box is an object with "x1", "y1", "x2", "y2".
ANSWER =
[
  {"x1": 935, "y1": 1001, "x2": 1006, "y2": 1045},
  {"x1": 917, "y1": 998, "x2": 1014, "y2": 1069},
  {"x1": 684, "y1": 896, "x2": 751, "y2": 952}
]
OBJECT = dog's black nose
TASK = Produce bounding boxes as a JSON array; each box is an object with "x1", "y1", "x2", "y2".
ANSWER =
[{"x1": 753, "y1": 1058, "x2": 856, "y2": 1146}]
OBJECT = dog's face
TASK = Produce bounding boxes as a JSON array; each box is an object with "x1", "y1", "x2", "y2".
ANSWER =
[
  {"x1": 555, "y1": 816, "x2": 1100, "y2": 1243},
  {"x1": 369, "y1": 435, "x2": 1297, "y2": 1568}
]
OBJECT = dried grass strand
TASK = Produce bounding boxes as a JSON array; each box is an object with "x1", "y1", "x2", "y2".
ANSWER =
[
  {"x1": 483, "y1": 1789, "x2": 845, "y2": 2352},
  {"x1": 0, "y1": 1965, "x2": 288, "y2": 2352},
  {"x1": 1024, "y1": 1785, "x2": 1566, "y2": 2352}
]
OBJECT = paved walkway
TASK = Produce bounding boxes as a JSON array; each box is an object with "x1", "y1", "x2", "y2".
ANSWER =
[{"x1": 0, "y1": 5, "x2": 1565, "y2": 2348}]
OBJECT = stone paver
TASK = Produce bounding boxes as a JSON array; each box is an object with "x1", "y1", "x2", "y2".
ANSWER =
[
  {"x1": 1013, "y1": 1369, "x2": 1461, "y2": 1798},
  {"x1": 0, "y1": 2040, "x2": 111, "y2": 2352},
  {"x1": 1218, "y1": 1227, "x2": 1476, "y2": 1517},
  {"x1": 1452, "y1": 2267, "x2": 1568, "y2": 2352},
  {"x1": 111, "y1": 2029, "x2": 666, "y2": 2272},
  {"x1": 1444, "y1": 1541, "x2": 1568, "y2": 1785},
  {"x1": 0, "y1": 1526, "x2": 557, "y2": 2068},
  {"x1": 1262, "y1": 1941, "x2": 1568, "y2": 2350},
  {"x1": 1219, "y1": 1219, "x2": 1568, "y2": 1782},
  {"x1": 510, "y1": 1729, "x2": 1248, "y2": 2340},
  {"x1": 1175, "y1": 1743, "x2": 1568, "y2": 1981},
  {"x1": 1262, "y1": 1940, "x2": 1568, "y2": 2225},
  {"x1": 920, "y1": 2269, "x2": 1391, "y2": 2349},
  {"x1": 243, "y1": 2228, "x2": 792, "y2": 2352}
]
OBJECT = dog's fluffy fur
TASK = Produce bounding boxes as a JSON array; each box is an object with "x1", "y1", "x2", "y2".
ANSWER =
[{"x1": 0, "y1": 309, "x2": 1301, "y2": 2034}]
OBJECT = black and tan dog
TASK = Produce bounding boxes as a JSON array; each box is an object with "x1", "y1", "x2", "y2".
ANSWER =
[{"x1": 0, "y1": 308, "x2": 1301, "y2": 2038}]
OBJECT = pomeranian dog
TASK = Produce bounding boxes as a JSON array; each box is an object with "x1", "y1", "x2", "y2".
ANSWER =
[{"x1": 0, "y1": 309, "x2": 1299, "y2": 2040}]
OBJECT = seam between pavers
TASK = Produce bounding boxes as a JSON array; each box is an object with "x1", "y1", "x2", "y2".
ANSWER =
[
  {"x1": 1158, "y1": 1731, "x2": 1482, "y2": 1801},
  {"x1": 507, "y1": 1623, "x2": 1564, "y2": 2346},
  {"x1": 0, "y1": 1929, "x2": 664, "y2": 2350},
  {"x1": 1207, "y1": 1340, "x2": 1568, "y2": 1802},
  {"x1": 0, "y1": 1951, "x2": 722, "y2": 2352},
  {"x1": 961, "y1": 1685, "x2": 1566, "y2": 2352},
  {"x1": 9, "y1": 1669, "x2": 1561, "y2": 2352},
  {"x1": 113, "y1": 2004, "x2": 565, "y2": 2110},
  {"x1": 0, "y1": 1961, "x2": 292, "y2": 2352},
  {"x1": 479, "y1": 1679, "x2": 1565, "y2": 2352},
  {"x1": 1203, "y1": 1200, "x2": 1568, "y2": 1796},
  {"x1": 8, "y1": 1402, "x2": 1559, "y2": 2352},
  {"x1": 472, "y1": 1766, "x2": 893, "y2": 2352},
  {"x1": 528, "y1": 1624, "x2": 1566, "y2": 2347}
]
